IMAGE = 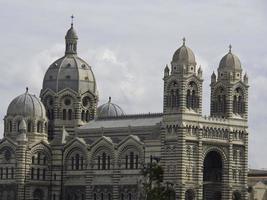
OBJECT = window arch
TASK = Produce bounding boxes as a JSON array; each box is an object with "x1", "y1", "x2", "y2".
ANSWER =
[
  {"x1": 68, "y1": 109, "x2": 72, "y2": 120},
  {"x1": 9, "y1": 121, "x2": 12, "y2": 132},
  {"x1": 81, "y1": 110, "x2": 85, "y2": 121},
  {"x1": 66, "y1": 149, "x2": 86, "y2": 171},
  {"x1": 92, "y1": 147, "x2": 113, "y2": 170},
  {"x1": 31, "y1": 151, "x2": 50, "y2": 181},
  {"x1": 213, "y1": 86, "x2": 226, "y2": 116},
  {"x1": 166, "y1": 81, "x2": 179, "y2": 108},
  {"x1": 27, "y1": 121, "x2": 32, "y2": 132},
  {"x1": 186, "y1": 81, "x2": 199, "y2": 110},
  {"x1": 63, "y1": 109, "x2": 67, "y2": 120},
  {"x1": 233, "y1": 87, "x2": 245, "y2": 115},
  {"x1": 37, "y1": 121, "x2": 42, "y2": 133},
  {"x1": 120, "y1": 147, "x2": 140, "y2": 170}
]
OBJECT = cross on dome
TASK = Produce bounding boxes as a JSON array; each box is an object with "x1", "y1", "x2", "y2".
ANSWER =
[
  {"x1": 182, "y1": 37, "x2": 186, "y2": 46},
  {"x1": 229, "y1": 44, "x2": 232, "y2": 53},
  {"x1": 71, "y1": 15, "x2": 74, "y2": 27}
]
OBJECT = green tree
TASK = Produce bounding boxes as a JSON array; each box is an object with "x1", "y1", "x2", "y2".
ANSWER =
[{"x1": 142, "y1": 162, "x2": 175, "y2": 200}]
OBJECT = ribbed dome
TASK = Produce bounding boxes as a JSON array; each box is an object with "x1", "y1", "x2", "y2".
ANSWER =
[
  {"x1": 97, "y1": 97, "x2": 125, "y2": 118},
  {"x1": 219, "y1": 49, "x2": 242, "y2": 71},
  {"x1": 42, "y1": 55, "x2": 96, "y2": 94},
  {"x1": 42, "y1": 24, "x2": 96, "y2": 94},
  {"x1": 7, "y1": 89, "x2": 46, "y2": 119},
  {"x1": 172, "y1": 39, "x2": 196, "y2": 65},
  {"x1": 65, "y1": 26, "x2": 78, "y2": 40}
]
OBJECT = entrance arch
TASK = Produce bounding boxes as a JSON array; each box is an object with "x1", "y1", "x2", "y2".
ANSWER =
[
  {"x1": 33, "y1": 188, "x2": 44, "y2": 200},
  {"x1": 185, "y1": 189, "x2": 195, "y2": 200},
  {"x1": 232, "y1": 191, "x2": 241, "y2": 200},
  {"x1": 203, "y1": 150, "x2": 223, "y2": 200}
]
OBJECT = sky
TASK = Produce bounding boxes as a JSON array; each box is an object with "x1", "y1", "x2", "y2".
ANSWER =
[{"x1": 0, "y1": 0, "x2": 266, "y2": 169}]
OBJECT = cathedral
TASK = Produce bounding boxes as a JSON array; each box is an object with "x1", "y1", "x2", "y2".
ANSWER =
[{"x1": 0, "y1": 21, "x2": 249, "y2": 200}]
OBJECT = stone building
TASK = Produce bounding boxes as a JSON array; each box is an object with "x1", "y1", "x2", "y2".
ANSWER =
[{"x1": 0, "y1": 22, "x2": 249, "y2": 200}]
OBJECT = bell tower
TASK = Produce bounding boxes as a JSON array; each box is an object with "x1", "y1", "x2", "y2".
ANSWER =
[
  {"x1": 163, "y1": 38, "x2": 203, "y2": 115},
  {"x1": 210, "y1": 45, "x2": 248, "y2": 119}
]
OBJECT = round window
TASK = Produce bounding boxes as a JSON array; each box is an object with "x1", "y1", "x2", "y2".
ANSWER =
[
  {"x1": 64, "y1": 98, "x2": 71, "y2": 106},
  {"x1": 82, "y1": 97, "x2": 90, "y2": 107}
]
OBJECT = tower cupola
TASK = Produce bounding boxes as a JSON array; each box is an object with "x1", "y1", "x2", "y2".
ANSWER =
[{"x1": 65, "y1": 15, "x2": 78, "y2": 55}]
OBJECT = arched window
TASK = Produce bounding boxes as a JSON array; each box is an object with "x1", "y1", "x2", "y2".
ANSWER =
[
  {"x1": 86, "y1": 110, "x2": 89, "y2": 122},
  {"x1": 68, "y1": 109, "x2": 72, "y2": 120},
  {"x1": 107, "y1": 156, "x2": 111, "y2": 170},
  {"x1": 98, "y1": 156, "x2": 101, "y2": 170},
  {"x1": 37, "y1": 153, "x2": 41, "y2": 164},
  {"x1": 94, "y1": 193, "x2": 97, "y2": 200},
  {"x1": 102, "y1": 153, "x2": 106, "y2": 170},
  {"x1": 186, "y1": 82, "x2": 199, "y2": 110},
  {"x1": 108, "y1": 193, "x2": 111, "y2": 200},
  {"x1": 101, "y1": 193, "x2": 104, "y2": 200},
  {"x1": 63, "y1": 109, "x2": 67, "y2": 120},
  {"x1": 32, "y1": 156, "x2": 35, "y2": 164},
  {"x1": 37, "y1": 168, "x2": 40, "y2": 180},
  {"x1": 9, "y1": 121, "x2": 12, "y2": 132},
  {"x1": 75, "y1": 154, "x2": 80, "y2": 170},
  {"x1": 125, "y1": 152, "x2": 139, "y2": 169},
  {"x1": 130, "y1": 152, "x2": 134, "y2": 169},
  {"x1": 43, "y1": 169, "x2": 46, "y2": 180},
  {"x1": 27, "y1": 121, "x2": 32, "y2": 132},
  {"x1": 135, "y1": 155, "x2": 139, "y2": 169},
  {"x1": 167, "y1": 81, "x2": 179, "y2": 108},
  {"x1": 17, "y1": 121, "x2": 20, "y2": 132},
  {"x1": 81, "y1": 110, "x2": 85, "y2": 121},
  {"x1": 128, "y1": 193, "x2": 132, "y2": 200},
  {"x1": 31, "y1": 168, "x2": 34, "y2": 179},
  {"x1": 11, "y1": 167, "x2": 14, "y2": 179},
  {"x1": 71, "y1": 157, "x2": 74, "y2": 170},
  {"x1": 37, "y1": 121, "x2": 42, "y2": 133},
  {"x1": 233, "y1": 87, "x2": 245, "y2": 115},
  {"x1": 214, "y1": 87, "x2": 226, "y2": 116},
  {"x1": 121, "y1": 193, "x2": 124, "y2": 200}
]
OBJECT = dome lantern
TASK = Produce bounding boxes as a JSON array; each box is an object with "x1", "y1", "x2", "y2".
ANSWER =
[{"x1": 65, "y1": 15, "x2": 78, "y2": 55}]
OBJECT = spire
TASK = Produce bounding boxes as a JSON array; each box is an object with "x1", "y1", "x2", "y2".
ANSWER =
[
  {"x1": 65, "y1": 15, "x2": 78, "y2": 55},
  {"x1": 108, "y1": 96, "x2": 111, "y2": 103}
]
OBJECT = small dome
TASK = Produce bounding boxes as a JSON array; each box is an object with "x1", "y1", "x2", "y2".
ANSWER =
[
  {"x1": 219, "y1": 46, "x2": 242, "y2": 71},
  {"x1": 65, "y1": 26, "x2": 78, "y2": 40},
  {"x1": 97, "y1": 97, "x2": 125, "y2": 118},
  {"x1": 7, "y1": 89, "x2": 46, "y2": 119},
  {"x1": 172, "y1": 38, "x2": 196, "y2": 65}
]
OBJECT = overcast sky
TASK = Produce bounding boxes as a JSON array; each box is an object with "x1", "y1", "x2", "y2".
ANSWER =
[{"x1": 0, "y1": 0, "x2": 266, "y2": 169}]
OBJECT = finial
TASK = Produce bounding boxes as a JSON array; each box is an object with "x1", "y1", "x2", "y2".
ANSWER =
[
  {"x1": 71, "y1": 15, "x2": 74, "y2": 27},
  {"x1": 229, "y1": 44, "x2": 232, "y2": 53},
  {"x1": 182, "y1": 37, "x2": 186, "y2": 46},
  {"x1": 108, "y1": 96, "x2": 111, "y2": 102},
  {"x1": 26, "y1": 87, "x2": 28, "y2": 93}
]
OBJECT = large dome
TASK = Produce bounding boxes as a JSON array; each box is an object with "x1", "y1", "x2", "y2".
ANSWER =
[
  {"x1": 172, "y1": 38, "x2": 196, "y2": 65},
  {"x1": 7, "y1": 89, "x2": 46, "y2": 119},
  {"x1": 42, "y1": 55, "x2": 96, "y2": 94},
  {"x1": 97, "y1": 97, "x2": 125, "y2": 118},
  {"x1": 42, "y1": 24, "x2": 96, "y2": 94},
  {"x1": 218, "y1": 47, "x2": 242, "y2": 71}
]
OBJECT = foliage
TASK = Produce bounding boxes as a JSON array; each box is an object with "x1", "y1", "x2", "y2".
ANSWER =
[{"x1": 141, "y1": 162, "x2": 175, "y2": 200}]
